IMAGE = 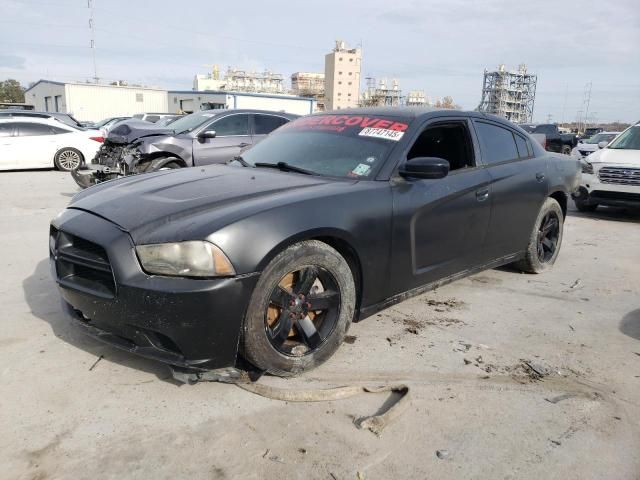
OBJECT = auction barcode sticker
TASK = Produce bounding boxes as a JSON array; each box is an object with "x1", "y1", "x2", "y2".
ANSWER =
[{"x1": 359, "y1": 127, "x2": 405, "y2": 141}]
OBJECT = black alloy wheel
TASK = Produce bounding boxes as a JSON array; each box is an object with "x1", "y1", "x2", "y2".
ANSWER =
[
  {"x1": 265, "y1": 266, "x2": 341, "y2": 357},
  {"x1": 536, "y1": 211, "x2": 560, "y2": 263}
]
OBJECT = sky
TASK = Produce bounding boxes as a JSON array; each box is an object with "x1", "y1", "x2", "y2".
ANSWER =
[{"x1": 1, "y1": 0, "x2": 639, "y2": 123}]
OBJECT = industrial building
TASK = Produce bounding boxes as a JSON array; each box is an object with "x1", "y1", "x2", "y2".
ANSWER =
[
  {"x1": 324, "y1": 40, "x2": 361, "y2": 111},
  {"x1": 291, "y1": 72, "x2": 325, "y2": 110},
  {"x1": 406, "y1": 90, "x2": 429, "y2": 107},
  {"x1": 194, "y1": 66, "x2": 285, "y2": 94},
  {"x1": 360, "y1": 78, "x2": 402, "y2": 107},
  {"x1": 477, "y1": 64, "x2": 537, "y2": 124},
  {"x1": 168, "y1": 90, "x2": 316, "y2": 116},
  {"x1": 24, "y1": 80, "x2": 168, "y2": 121}
]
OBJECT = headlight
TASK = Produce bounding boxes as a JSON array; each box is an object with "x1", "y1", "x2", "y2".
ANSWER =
[
  {"x1": 136, "y1": 241, "x2": 235, "y2": 278},
  {"x1": 580, "y1": 160, "x2": 593, "y2": 174}
]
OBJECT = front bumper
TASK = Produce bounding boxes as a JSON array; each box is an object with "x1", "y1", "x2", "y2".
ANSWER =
[
  {"x1": 574, "y1": 166, "x2": 640, "y2": 208},
  {"x1": 51, "y1": 208, "x2": 259, "y2": 371}
]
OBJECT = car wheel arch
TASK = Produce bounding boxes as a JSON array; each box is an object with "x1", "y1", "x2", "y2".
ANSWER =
[
  {"x1": 548, "y1": 190, "x2": 568, "y2": 218},
  {"x1": 255, "y1": 229, "x2": 364, "y2": 319},
  {"x1": 141, "y1": 153, "x2": 187, "y2": 171}
]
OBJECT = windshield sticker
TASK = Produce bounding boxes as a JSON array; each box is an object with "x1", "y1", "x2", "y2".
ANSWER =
[
  {"x1": 286, "y1": 115, "x2": 409, "y2": 135},
  {"x1": 359, "y1": 127, "x2": 405, "y2": 141},
  {"x1": 350, "y1": 163, "x2": 372, "y2": 176},
  {"x1": 366, "y1": 156, "x2": 376, "y2": 163}
]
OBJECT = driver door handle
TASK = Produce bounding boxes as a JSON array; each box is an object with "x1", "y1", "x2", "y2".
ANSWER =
[
  {"x1": 238, "y1": 142, "x2": 250, "y2": 148},
  {"x1": 476, "y1": 188, "x2": 489, "y2": 201},
  {"x1": 536, "y1": 172, "x2": 545, "y2": 182}
]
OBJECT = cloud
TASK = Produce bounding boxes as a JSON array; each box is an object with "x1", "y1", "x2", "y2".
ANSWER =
[{"x1": 0, "y1": 54, "x2": 26, "y2": 69}]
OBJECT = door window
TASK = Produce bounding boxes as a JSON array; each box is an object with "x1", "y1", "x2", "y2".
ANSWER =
[
  {"x1": 474, "y1": 122, "x2": 519, "y2": 164},
  {"x1": 15, "y1": 122, "x2": 54, "y2": 136},
  {"x1": 407, "y1": 121, "x2": 475, "y2": 171},
  {"x1": 253, "y1": 115, "x2": 289, "y2": 135},
  {"x1": 514, "y1": 133, "x2": 532, "y2": 159},
  {"x1": 0, "y1": 123, "x2": 15, "y2": 137},
  {"x1": 207, "y1": 114, "x2": 249, "y2": 136}
]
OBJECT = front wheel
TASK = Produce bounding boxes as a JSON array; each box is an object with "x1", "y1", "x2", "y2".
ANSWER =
[
  {"x1": 514, "y1": 197, "x2": 564, "y2": 273},
  {"x1": 54, "y1": 148, "x2": 83, "y2": 171},
  {"x1": 561, "y1": 145, "x2": 572, "y2": 155},
  {"x1": 242, "y1": 240, "x2": 356, "y2": 377}
]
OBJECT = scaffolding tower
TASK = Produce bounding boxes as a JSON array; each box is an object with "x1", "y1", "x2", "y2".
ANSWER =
[
  {"x1": 477, "y1": 64, "x2": 537, "y2": 124},
  {"x1": 360, "y1": 78, "x2": 402, "y2": 107}
]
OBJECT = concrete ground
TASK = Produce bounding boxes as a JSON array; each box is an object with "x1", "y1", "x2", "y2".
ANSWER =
[{"x1": 1, "y1": 170, "x2": 639, "y2": 480}]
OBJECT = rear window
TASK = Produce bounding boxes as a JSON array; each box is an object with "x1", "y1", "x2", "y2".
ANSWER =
[
  {"x1": 253, "y1": 114, "x2": 289, "y2": 135},
  {"x1": 474, "y1": 122, "x2": 520, "y2": 164}
]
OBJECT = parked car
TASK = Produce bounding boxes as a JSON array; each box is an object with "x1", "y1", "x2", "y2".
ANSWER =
[
  {"x1": 0, "y1": 117, "x2": 104, "y2": 171},
  {"x1": 571, "y1": 131, "x2": 621, "y2": 159},
  {"x1": 153, "y1": 115, "x2": 183, "y2": 126},
  {"x1": 71, "y1": 109, "x2": 298, "y2": 188},
  {"x1": 582, "y1": 127, "x2": 604, "y2": 139},
  {"x1": 131, "y1": 113, "x2": 177, "y2": 123},
  {"x1": 0, "y1": 110, "x2": 87, "y2": 130},
  {"x1": 50, "y1": 108, "x2": 579, "y2": 380},
  {"x1": 521, "y1": 124, "x2": 578, "y2": 154},
  {"x1": 89, "y1": 116, "x2": 131, "y2": 134},
  {"x1": 572, "y1": 121, "x2": 640, "y2": 211}
]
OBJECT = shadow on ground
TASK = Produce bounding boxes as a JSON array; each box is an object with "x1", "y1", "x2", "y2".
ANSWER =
[
  {"x1": 567, "y1": 205, "x2": 640, "y2": 224},
  {"x1": 23, "y1": 257, "x2": 180, "y2": 384},
  {"x1": 620, "y1": 309, "x2": 640, "y2": 341}
]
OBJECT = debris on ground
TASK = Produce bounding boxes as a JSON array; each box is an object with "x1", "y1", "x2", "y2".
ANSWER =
[
  {"x1": 425, "y1": 298, "x2": 465, "y2": 310},
  {"x1": 550, "y1": 439, "x2": 562, "y2": 446},
  {"x1": 545, "y1": 393, "x2": 576, "y2": 404},
  {"x1": 436, "y1": 449, "x2": 450, "y2": 459},
  {"x1": 569, "y1": 325, "x2": 575, "y2": 332},
  {"x1": 344, "y1": 335, "x2": 357, "y2": 344},
  {"x1": 521, "y1": 360, "x2": 550, "y2": 379},
  {"x1": 570, "y1": 279, "x2": 581, "y2": 289},
  {"x1": 88, "y1": 354, "x2": 104, "y2": 371},
  {"x1": 453, "y1": 341, "x2": 472, "y2": 353}
]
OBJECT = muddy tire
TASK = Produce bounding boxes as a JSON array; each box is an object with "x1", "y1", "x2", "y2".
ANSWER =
[
  {"x1": 514, "y1": 197, "x2": 564, "y2": 274},
  {"x1": 242, "y1": 240, "x2": 355, "y2": 377},
  {"x1": 54, "y1": 148, "x2": 83, "y2": 171}
]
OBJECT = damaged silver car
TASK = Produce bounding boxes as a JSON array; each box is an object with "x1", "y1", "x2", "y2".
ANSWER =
[{"x1": 71, "y1": 109, "x2": 298, "y2": 188}]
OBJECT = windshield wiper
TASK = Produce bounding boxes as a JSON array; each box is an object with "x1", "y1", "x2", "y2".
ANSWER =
[
  {"x1": 230, "y1": 155, "x2": 251, "y2": 167},
  {"x1": 254, "y1": 161, "x2": 314, "y2": 175}
]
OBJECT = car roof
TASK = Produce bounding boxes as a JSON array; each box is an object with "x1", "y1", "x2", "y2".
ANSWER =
[{"x1": 0, "y1": 116, "x2": 69, "y2": 126}]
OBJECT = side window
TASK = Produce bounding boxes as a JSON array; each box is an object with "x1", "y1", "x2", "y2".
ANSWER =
[
  {"x1": 208, "y1": 114, "x2": 249, "y2": 136},
  {"x1": 514, "y1": 133, "x2": 531, "y2": 158},
  {"x1": 407, "y1": 121, "x2": 475, "y2": 171},
  {"x1": 49, "y1": 125, "x2": 70, "y2": 135},
  {"x1": 474, "y1": 122, "x2": 519, "y2": 164},
  {"x1": 15, "y1": 122, "x2": 53, "y2": 136},
  {"x1": 0, "y1": 123, "x2": 15, "y2": 137},
  {"x1": 253, "y1": 115, "x2": 289, "y2": 135}
]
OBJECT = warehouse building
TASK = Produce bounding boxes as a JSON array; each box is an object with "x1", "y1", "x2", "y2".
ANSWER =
[
  {"x1": 168, "y1": 90, "x2": 316, "y2": 116},
  {"x1": 24, "y1": 80, "x2": 168, "y2": 121}
]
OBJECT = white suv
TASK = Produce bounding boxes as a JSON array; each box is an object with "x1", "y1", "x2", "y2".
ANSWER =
[{"x1": 572, "y1": 122, "x2": 640, "y2": 211}]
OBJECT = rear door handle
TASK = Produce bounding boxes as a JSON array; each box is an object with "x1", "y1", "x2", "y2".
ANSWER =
[
  {"x1": 238, "y1": 142, "x2": 250, "y2": 148},
  {"x1": 536, "y1": 172, "x2": 545, "y2": 182},
  {"x1": 476, "y1": 188, "x2": 489, "y2": 201}
]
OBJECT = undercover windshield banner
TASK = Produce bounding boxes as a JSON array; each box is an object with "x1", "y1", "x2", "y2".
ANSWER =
[{"x1": 285, "y1": 114, "x2": 411, "y2": 141}]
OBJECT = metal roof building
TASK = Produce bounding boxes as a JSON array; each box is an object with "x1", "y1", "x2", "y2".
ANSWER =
[{"x1": 24, "y1": 80, "x2": 169, "y2": 122}]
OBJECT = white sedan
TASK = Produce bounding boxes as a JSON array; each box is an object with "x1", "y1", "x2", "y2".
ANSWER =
[{"x1": 0, "y1": 118, "x2": 103, "y2": 171}]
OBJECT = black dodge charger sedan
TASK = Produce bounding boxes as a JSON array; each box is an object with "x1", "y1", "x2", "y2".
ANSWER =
[{"x1": 50, "y1": 108, "x2": 580, "y2": 378}]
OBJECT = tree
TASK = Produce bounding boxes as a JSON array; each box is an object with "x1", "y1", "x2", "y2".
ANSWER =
[{"x1": 0, "y1": 79, "x2": 26, "y2": 103}]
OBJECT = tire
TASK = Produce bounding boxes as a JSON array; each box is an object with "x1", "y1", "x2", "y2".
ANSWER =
[
  {"x1": 54, "y1": 148, "x2": 83, "y2": 171},
  {"x1": 514, "y1": 197, "x2": 564, "y2": 274},
  {"x1": 574, "y1": 197, "x2": 598, "y2": 212},
  {"x1": 561, "y1": 145, "x2": 572, "y2": 155},
  {"x1": 242, "y1": 240, "x2": 356, "y2": 377}
]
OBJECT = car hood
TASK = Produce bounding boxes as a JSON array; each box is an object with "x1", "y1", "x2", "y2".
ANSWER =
[
  {"x1": 577, "y1": 143, "x2": 598, "y2": 152},
  {"x1": 586, "y1": 148, "x2": 640, "y2": 165},
  {"x1": 68, "y1": 165, "x2": 341, "y2": 243},
  {"x1": 106, "y1": 120, "x2": 174, "y2": 144}
]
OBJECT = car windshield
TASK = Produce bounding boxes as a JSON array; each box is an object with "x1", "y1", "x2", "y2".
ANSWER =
[
  {"x1": 585, "y1": 133, "x2": 617, "y2": 144},
  {"x1": 241, "y1": 114, "x2": 411, "y2": 179},
  {"x1": 167, "y1": 111, "x2": 219, "y2": 134},
  {"x1": 607, "y1": 126, "x2": 640, "y2": 150}
]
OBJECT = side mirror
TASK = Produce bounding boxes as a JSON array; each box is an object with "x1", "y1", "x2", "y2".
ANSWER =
[
  {"x1": 399, "y1": 157, "x2": 450, "y2": 179},
  {"x1": 198, "y1": 130, "x2": 216, "y2": 140},
  {"x1": 597, "y1": 141, "x2": 608, "y2": 149}
]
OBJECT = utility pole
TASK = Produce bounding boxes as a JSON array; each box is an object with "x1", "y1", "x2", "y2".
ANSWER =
[
  {"x1": 546, "y1": 113, "x2": 553, "y2": 123},
  {"x1": 88, "y1": 0, "x2": 98, "y2": 83},
  {"x1": 582, "y1": 82, "x2": 592, "y2": 131}
]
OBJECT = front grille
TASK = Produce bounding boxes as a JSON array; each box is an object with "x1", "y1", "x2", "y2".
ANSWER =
[
  {"x1": 50, "y1": 228, "x2": 115, "y2": 298},
  {"x1": 590, "y1": 190, "x2": 640, "y2": 202},
  {"x1": 598, "y1": 166, "x2": 640, "y2": 186}
]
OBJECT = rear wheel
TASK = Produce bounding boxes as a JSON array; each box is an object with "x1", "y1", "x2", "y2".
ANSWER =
[
  {"x1": 242, "y1": 240, "x2": 355, "y2": 377},
  {"x1": 514, "y1": 197, "x2": 564, "y2": 273},
  {"x1": 54, "y1": 148, "x2": 83, "y2": 171},
  {"x1": 561, "y1": 145, "x2": 572, "y2": 155}
]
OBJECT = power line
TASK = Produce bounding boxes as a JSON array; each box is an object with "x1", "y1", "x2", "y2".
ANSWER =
[{"x1": 88, "y1": 0, "x2": 98, "y2": 83}]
